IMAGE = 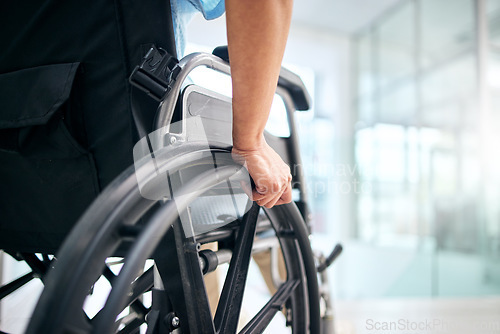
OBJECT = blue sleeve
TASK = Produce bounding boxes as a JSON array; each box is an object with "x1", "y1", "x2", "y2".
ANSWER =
[
  {"x1": 171, "y1": 0, "x2": 225, "y2": 57},
  {"x1": 186, "y1": 0, "x2": 226, "y2": 20}
]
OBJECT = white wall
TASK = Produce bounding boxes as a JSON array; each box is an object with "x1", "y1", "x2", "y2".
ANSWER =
[{"x1": 286, "y1": 23, "x2": 355, "y2": 243}]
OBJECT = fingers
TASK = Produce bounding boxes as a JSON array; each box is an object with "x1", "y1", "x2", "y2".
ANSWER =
[
  {"x1": 252, "y1": 177, "x2": 293, "y2": 208},
  {"x1": 254, "y1": 183, "x2": 285, "y2": 208},
  {"x1": 268, "y1": 182, "x2": 292, "y2": 207},
  {"x1": 233, "y1": 141, "x2": 293, "y2": 208},
  {"x1": 264, "y1": 181, "x2": 289, "y2": 208},
  {"x1": 276, "y1": 182, "x2": 293, "y2": 205}
]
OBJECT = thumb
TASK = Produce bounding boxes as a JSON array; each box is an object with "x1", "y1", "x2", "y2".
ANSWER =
[{"x1": 255, "y1": 184, "x2": 268, "y2": 195}]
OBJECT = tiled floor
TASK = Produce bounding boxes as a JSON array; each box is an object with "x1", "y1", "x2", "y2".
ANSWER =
[
  {"x1": 2, "y1": 253, "x2": 500, "y2": 334},
  {"x1": 334, "y1": 297, "x2": 500, "y2": 334},
  {"x1": 0, "y1": 279, "x2": 43, "y2": 334},
  {"x1": 3, "y1": 279, "x2": 500, "y2": 334}
]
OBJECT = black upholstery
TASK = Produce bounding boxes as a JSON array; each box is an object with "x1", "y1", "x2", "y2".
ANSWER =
[{"x1": 0, "y1": 0, "x2": 176, "y2": 252}]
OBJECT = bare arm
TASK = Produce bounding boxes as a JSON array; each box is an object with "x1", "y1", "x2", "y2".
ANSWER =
[{"x1": 226, "y1": 0, "x2": 294, "y2": 208}]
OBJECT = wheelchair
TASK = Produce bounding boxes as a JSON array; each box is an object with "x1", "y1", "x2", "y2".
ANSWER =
[{"x1": 0, "y1": 45, "x2": 342, "y2": 334}]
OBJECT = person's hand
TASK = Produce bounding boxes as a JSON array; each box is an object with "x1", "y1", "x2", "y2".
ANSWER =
[{"x1": 232, "y1": 138, "x2": 293, "y2": 208}]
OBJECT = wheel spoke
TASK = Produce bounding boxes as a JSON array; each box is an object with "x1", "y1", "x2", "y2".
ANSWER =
[
  {"x1": 102, "y1": 264, "x2": 117, "y2": 285},
  {"x1": 117, "y1": 316, "x2": 144, "y2": 334},
  {"x1": 239, "y1": 279, "x2": 300, "y2": 334},
  {"x1": 20, "y1": 253, "x2": 50, "y2": 279},
  {"x1": 92, "y1": 267, "x2": 153, "y2": 324},
  {"x1": 214, "y1": 202, "x2": 260, "y2": 333},
  {"x1": 0, "y1": 272, "x2": 36, "y2": 300}
]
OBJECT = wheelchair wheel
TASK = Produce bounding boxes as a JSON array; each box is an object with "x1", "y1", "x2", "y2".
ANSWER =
[{"x1": 26, "y1": 145, "x2": 320, "y2": 334}]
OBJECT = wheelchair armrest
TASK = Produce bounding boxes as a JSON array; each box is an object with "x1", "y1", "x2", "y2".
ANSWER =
[
  {"x1": 277, "y1": 68, "x2": 311, "y2": 111},
  {"x1": 212, "y1": 46, "x2": 311, "y2": 111}
]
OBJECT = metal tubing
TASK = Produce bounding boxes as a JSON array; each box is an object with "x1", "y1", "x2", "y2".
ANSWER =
[
  {"x1": 214, "y1": 202, "x2": 260, "y2": 333},
  {"x1": 155, "y1": 53, "x2": 231, "y2": 131}
]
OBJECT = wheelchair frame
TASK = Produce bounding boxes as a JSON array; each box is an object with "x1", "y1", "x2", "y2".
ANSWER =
[{"x1": 1, "y1": 47, "x2": 340, "y2": 334}]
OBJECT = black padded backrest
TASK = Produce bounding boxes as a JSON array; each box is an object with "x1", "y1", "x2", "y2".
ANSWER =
[{"x1": 0, "y1": 0, "x2": 177, "y2": 253}]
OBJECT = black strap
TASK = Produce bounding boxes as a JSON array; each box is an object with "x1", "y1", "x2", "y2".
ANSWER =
[{"x1": 116, "y1": 0, "x2": 178, "y2": 139}]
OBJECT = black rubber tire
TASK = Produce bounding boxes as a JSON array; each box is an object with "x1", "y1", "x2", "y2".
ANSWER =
[{"x1": 26, "y1": 145, "x2": 320, "y2": 334}]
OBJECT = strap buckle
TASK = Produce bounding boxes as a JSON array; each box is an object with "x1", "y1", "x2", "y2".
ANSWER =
[{"x1": 129, "y1": 45, "x2": 180, "y2": 101}]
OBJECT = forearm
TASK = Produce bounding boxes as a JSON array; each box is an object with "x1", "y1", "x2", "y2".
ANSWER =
[{"x1": 226, "y1": 0, "x2": 293, "y2": 150}]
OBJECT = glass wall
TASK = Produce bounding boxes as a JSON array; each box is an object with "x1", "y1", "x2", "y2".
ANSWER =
[{"x1": 354, "y1": 0, "x2": 500, "y2": 297}]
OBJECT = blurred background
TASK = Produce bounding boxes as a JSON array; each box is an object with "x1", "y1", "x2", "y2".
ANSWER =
[
  {"x1": 185, "y1": 0, "x2": 500, "y2": 332},
  {"x1": 2, "y1": 0, "x2": 500, "y2": 333}
]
